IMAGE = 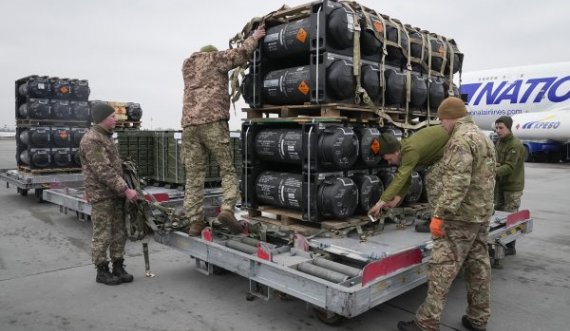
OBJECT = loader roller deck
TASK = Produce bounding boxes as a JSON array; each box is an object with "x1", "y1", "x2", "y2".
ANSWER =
[
  {"x1": 153, "y1": 210, "x2": 532, "y2": 323},
  {"x1": 41, "y1": 186, "x2": 532, "y2": 324}
]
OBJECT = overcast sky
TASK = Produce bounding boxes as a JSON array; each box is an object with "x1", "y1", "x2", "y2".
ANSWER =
[{"x1": 1, "y1": 0, "x2": 568, "y2": 131}]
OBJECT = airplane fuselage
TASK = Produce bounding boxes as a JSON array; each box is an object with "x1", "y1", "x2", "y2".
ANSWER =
[{"x1": 460, "y1": 62, "x2": 570, "y2": 133}]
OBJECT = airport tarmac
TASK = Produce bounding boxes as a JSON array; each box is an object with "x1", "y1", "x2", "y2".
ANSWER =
[{"x1": 1, "y1": 138, "x2": 569, "y2": 331}]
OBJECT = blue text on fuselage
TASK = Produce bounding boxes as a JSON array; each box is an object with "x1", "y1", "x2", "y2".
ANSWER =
[
  {"x1": 461, "y1": 75, "x2": 570, "y2": 105},
  {"x1": 521, "y1": 121, "x2": 561, "y2": 129}
]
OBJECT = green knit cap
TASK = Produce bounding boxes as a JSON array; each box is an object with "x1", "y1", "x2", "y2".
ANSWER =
[
  {"x1": 91, "y1": 103, "x2": 115, "y2": 124},
  {"x1": 200, "y1": 45, "x2": 218, "y2": 53},
  {"x1": 379, "y1": 133, "x2": 401, "y2": 155}
]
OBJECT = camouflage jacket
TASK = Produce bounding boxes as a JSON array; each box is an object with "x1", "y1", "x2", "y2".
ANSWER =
[
  {"x1": 431, "y1": 116, "x2": 496, "y2": 223},
  {"x1": 181, "y1": 36, "x2": 258, "y2": 127},
  {"x1": 381, "y1": 125, "x2": 449, "y2": 202},
  {"x1": 496, "y1": 133, "x2": 525, "y2": 191},
  {"x1": 79, "y1": 125, "x2": 128, "y2": 203}
]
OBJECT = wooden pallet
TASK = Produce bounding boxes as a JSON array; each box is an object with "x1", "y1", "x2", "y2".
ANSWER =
[
  {"x1": 244, "y1": 203, "x2": 433, "y2": 235},
  {"x1": 246, "y1": 205, "x2": 371, "y2": 232},
  {"x1": 16, "y1": 119, "x2": 90, "y2": 127},
  {"x1": 18, "y1": 166, "x2": 81, "y2": 175},
  {"x1": 115, "y1": 121, "x2": 141, "y2": 129},
  {"x1": 243, "y1": 103, "x2": 438, "y2": 124}
]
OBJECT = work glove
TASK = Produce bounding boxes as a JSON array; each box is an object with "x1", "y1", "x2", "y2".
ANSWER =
[{"x1": 430, "y1": 217, "x2": 444, "y2": 238}]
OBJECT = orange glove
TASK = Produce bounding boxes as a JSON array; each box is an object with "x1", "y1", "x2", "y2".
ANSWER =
[{"x1": 430, "y1": 217, "x2": 444, "y2": 238}]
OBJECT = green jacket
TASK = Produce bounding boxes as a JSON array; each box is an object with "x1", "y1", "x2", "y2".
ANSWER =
[
  {"x1": 495, "y1": 133, "x2": 525, "y2": 192},
  {"x1": 380, "y1": 125, "x2": 449, "y2": 202},
  {"x1": 431, "y1": 116, "x2": 496, "y2": 223}
]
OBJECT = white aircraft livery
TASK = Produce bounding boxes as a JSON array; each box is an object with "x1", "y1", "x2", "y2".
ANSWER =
[{"x1": 460, "y1": 62, "x2": 570, "y2": 142}]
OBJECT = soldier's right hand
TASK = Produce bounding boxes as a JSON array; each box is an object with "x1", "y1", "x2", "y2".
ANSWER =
[
  {"x1": 125, "y1": 188, "x2": 138, "y2": 202},
  {"x1": 368, "y1": 200, "x2": 386, "y2": 218}
]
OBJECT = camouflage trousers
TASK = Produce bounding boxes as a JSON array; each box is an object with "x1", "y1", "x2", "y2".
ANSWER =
[
  {"x1": 423, "y1": 166, "x2": 441, "y2": 204},
  {"x1": 494, "y1": 187, "x2": 522, "y2": 212},
  {"x1": 416, "y1": 220, "x2": 491, "y2": 331},
  {"x1": 182, "y1": 121, "x2": 239, "y2": 222},
  {"x1": 91, "y1": 199, "x2": 127, "y2": 266}
]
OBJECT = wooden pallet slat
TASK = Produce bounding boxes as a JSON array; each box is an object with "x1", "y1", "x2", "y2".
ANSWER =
[
  {"x1": 243, "y1": 103, "x2": 437, "y2": 125},
  {"x1": 248, "y1": 205, "x2": 372, "y2": 231},
  {"x1": 16, "y1": 119, "x2": 90, "y2": 127},
  {"x1": 18, "y1": 166, "x2": 81, "y2": 175},
  {"x1": 115, "y1": 121, "x2": 141, "y2": 129}
]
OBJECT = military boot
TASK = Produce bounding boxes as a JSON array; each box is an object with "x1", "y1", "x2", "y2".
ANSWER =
[
  {"x1": 415, "y1": 219, "x2": 431, "y2": 233},
  {"x1": 217, "y1": 210, "x2": 242, "y2": 235},
  {"x1": 96, "y1": 262, "x2": 121, "y2": 285},
  {"x1": 188, "y1": 220, "x2": 207, "y2": 237},
  {"x1": 112, "y1": 259, "x2": 133, "y2": 283},
  {"x1": 397, "y1": 320, "x2": 423, "y2": 331},
  {"x1": 462, "y1": 315, "x2": 487, "y2": 331}
]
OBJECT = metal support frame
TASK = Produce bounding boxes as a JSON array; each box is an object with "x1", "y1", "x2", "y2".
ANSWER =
[{"x1": 39, "y1": 183, "x2": 533, "y2": 321}]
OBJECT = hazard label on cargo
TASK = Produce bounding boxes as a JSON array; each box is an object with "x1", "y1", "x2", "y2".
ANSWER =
[
  {"x1": 370, "y1": 138, "x2": 380, "y2": 154},
  {"x1": 296, "y1": 28, "x2": 308, "y2": 43},
  {"x1": 298, "y1": 80, "x2": 310, "y2": 95},
  {"x1": 373, "y1": 21, "x2": 384, "y2": 33}
]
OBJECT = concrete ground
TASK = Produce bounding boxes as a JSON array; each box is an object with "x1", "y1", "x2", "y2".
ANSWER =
[{"x1": 1, "y1": 139, "x2": 569, "y2": 331}]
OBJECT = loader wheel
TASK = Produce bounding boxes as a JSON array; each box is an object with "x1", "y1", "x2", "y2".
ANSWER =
[
  {"x1": 313, "y1": 307, "x2": 345, "y2": 326},
  {"x1": 35, "y1": 189, "x2": 44, "y2": 202},
  {"x1": 17, "y1": 188, "x2": 28, "y2": 196},
  {"x1": 211, "y1": 264, "x2": 228, "y2": 275}
]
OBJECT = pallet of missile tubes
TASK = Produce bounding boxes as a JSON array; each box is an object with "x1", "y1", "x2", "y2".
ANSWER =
[
  {"x1": 234, "y1": 0, "x2": 463, "y2": 130},
  {"x1": 15, "y1": 75, "x2": 91, "y2": 173},
  {"x1": 240, "y1": 117, "x2": 429, "y2": 235}
]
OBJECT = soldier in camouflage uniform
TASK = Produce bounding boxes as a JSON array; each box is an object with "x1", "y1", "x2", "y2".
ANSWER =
[
  {"x1": 181, "y1": 24, "x2": 266, "y2": 236},
  {"x1": 398, "y1": 97, "x2": 496, "y2": 331},
  {"x1": 80, "y1": 103, "x2": 138, "y2": 285},
  {"x1": 494, "y1": 116, "x2": 525, "y2": 255},
  {"x1": 368, "y1": 125, "x2": 449, "y2": 220}
]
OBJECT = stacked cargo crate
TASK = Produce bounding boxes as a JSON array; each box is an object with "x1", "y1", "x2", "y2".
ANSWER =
[
  {"x1": 116, "y1": 130, "x2": 242, "y2": 188},
  {"x1": 15, "y1": 75, "x2": 91, "y2": 172},
  {"x1": 237, "y1": 0, "x2": 461, "y2": 225},
  {"x1": 116, "y1": 130, "x2": 155, "y2": 178}
]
